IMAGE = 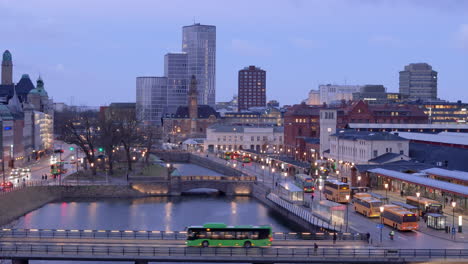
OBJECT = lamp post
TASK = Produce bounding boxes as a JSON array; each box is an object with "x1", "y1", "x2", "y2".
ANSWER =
[
  {"x1": 416, "y1": 192, "x2": 421, "y2": 218},
  {"x1": 318, "y1": 185, "x2": 322, "y2": 200},
  {"x1": 345, "y1": 194, "x2": 350, "y2": 232},
  {"x1": 384, "y1": 183, "x2": 389, "y2": 200},
  {"x1": 272, "y1": 168, "x2": 276, "y2": 188},
  {"x1": 452, "y1": 201, "x2": 456, "y2": 237},
  {"x1": 379, "y1": 206, "x2": 384, "y2": 243},
  {"x1": 357, "y1": 176, "x2": 361, "y2": 187}
]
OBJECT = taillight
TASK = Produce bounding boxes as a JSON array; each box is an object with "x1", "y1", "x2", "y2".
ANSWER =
[
  {"x1": 304, "y1": 187, "x2": 307, "y2": 190},
  {"x1": 269, "y1": 236, "x2": 273, "y2": 242}
]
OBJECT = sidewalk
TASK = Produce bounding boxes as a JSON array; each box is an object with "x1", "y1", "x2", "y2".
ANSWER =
[{"x1": 372, "y1": 189, "x2": 468, "y2": 243}]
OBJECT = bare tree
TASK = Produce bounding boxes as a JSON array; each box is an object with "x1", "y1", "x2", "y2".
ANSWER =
[
  {"x1": 118, "y1": 113, "x2": 141, "y2": 171},
  {"x1": 63, "y1": 112, "x2": 99, "y2": 175},
  {"x1": 98, "y1": 115, "x2": 122, "y2": 175}
]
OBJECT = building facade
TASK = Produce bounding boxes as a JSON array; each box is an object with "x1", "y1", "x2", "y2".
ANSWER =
[
  {"x1": 238, "y1": 66, "x2": 266, "y2": 111},
  {"x1": 136, "y1": 77, "x2": 167, "y2": 126},
  {"x1": 352, "y1": 85, "x2": 405, "y2": 104},
  {"x1": 204, "y1": 124, "x2": 284, "y2": 153},
  {"x1": 399, "y1": 63, "x2": 437, "y2": 101},
  {"x1": 222, "y1": 106, "x2": 284, "y2": 127},
  {"x1": 305, "y1": 90, "x2": 320, "y2": 105},
  {"x1": 182, "y1": 23, "x2": 216, "y2": 106},
  {"x1": 164, "y1": 53, "x2": 188, "y2": 107},
  {"x1": 319, "y1": 84, "x2": 362, "y2": 105}
]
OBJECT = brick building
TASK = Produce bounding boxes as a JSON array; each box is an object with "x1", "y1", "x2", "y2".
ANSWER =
[
  {"x1": 238, "y1": 66, "x2": 266, "y2": 111},
  {"x1": 285, "y1": 100, "x2": 428, "y2": 161}
]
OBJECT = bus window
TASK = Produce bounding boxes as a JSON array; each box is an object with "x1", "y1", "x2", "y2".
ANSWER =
[{"x1": 403, "y1": 214, "x2": 417, "y2": 222}]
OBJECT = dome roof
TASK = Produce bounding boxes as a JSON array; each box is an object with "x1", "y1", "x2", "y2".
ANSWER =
[
  {"x1": 2, "y1": 50, "x2": 12, "y2": 62},
  {"x1": 29, "y1": 77, "x2": 48, "y2": 97}
]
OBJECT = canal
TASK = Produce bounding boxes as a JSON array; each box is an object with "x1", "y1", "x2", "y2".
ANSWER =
[{"x1": 8, "y1": 164, "x2": 299, "y2": 264}]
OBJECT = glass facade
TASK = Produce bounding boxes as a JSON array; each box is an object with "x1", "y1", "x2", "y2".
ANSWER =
[
  {"x1": 136, "y1": 77, "x2": 167, "y2": 126},
  {"x1": 182, "y1": 23, "x2": 216, "y2": 106},
  {"x1": 165, "y1": 53, "x2": 188, "y2": 107}
]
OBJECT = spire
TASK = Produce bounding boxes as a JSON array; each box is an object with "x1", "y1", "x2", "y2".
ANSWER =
[
  {"x1": 1, "y1": 50, "x2": 13, "y2": 85},
  {"x1": 8, "y1": 86, "x2": 23, "y2": 113},
  {"x1": 189, "y1": 75, "x2": 197, "y2": 94}
]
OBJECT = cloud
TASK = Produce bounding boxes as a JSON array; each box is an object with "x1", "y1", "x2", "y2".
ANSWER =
[
  {"x1": 456, "y1": 24, "x2": 468, "y2": 51},
  {"x1": 230, "y1": 39, "x2": 272, "y2": 57},
  {"x1": 369, "y1": 35, "x2": 401, "y2": 47},
  {"x1": 289, "y1": 38, "x2": 319, "y2": 49}
]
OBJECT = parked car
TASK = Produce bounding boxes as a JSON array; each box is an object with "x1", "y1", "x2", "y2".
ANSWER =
[{"x1": 0, "y1": 181, "x2": 13, "y2": 189}]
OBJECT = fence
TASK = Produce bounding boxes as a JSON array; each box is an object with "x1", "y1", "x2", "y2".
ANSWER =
[
  {"x1": 0, "y1": 228, "x2": 366, "y2": 241},
  {"x1": 0, "y1": 244, "x2": 467, "y2": 261}
]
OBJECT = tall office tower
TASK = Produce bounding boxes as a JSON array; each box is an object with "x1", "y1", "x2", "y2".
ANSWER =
[
  {"x1": 136, "y1": 77, "x2": 168, "y2": 126},
  {"x1": 182, "y1": 23, "x2": 216, "y2": 106},
  {"x1": 164, "y1": 53, "x2": 188, "y2": 107},
  {"x1": 1, "y1": 50, "x2": 13, "y2": 85},
  {"x1": 238, "y1": 66, "x2": 266, "y2": 111},
  {"x1": 399, "y1": 63, "x2": 438, "y2": 101}
]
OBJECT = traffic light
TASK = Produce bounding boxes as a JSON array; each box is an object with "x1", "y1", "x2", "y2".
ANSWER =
[
  {"x1": 98, "y1": 147, "x2": 104, "y2": 152},
  {"x1": 69, "y1": 147, "x2": 75, "y2": 151}
]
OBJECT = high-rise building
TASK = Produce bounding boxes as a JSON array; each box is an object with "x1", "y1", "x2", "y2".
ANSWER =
[
  {"x1": 164, "y1": 52, "x2": 188, "y2": 107},
  {"x1": 182, "y1": 23, "x2": 216, "y2": 106},
  {"x1": 136, "y1": 77, "x2": 167, "y2": 126},
  {"x1": 399, "y1": 63, "x2": 437, "y2": 100},
  {"x1": 2, "y1": 50, "x2": 13, "y2": 85},
  {"x1": 238, "y1": 66, "x2": 266, "y2": 111}
]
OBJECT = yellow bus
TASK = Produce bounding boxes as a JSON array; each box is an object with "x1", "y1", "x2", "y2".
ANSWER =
[
  {"x1": 381, "y1": 205, "x2": 419, "y2": 231},
  {"x1": 324, "y1": 180, "x2": 350, "y2": 203},
  {"x1": 406, "y1": 196, "x2": 443, "y2": 216},
  {"x1": 352, "y1": 193, "x2": 382, "y2": 217}
]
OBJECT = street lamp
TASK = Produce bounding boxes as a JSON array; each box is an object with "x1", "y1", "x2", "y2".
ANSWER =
[
  {"x1": 452, "y1": 201, "x2": 456, "y2": 236},
  {"x1": 318, "y1": 185, "x2": 322, "y2": 200},
  {"x1": 379, "y1": 206, "x2": 384, "y2": 243},
  {"x1": 357, "y1": 176, "x2": 361, "y2": 187},
  {"x1": 416, "y1": 192, "x2": 421, "y2": 218},
  {"x1": 345, "y1": 194, "x2": 350, "y2": 232},
  {"x1": 384, "y1": 183, "x2": 389, "y2": 200}
]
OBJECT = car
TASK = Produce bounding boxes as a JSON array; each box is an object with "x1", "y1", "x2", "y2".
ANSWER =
[
  {"x1": 21, "y1": 168, "x2": 31, "y2": 172},
  {"x1": 0, "y1": 181, "x2": 13, "y2": 189}
]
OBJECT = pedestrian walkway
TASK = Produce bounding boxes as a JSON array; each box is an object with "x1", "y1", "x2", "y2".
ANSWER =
[{"x1": 372, "y1": 189, "x2": 468, "y2": 243}]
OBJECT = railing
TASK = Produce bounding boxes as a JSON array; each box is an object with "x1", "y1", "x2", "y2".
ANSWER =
[
  {"x1": 0, "y1": 244, "x2": 467, "y2": 261},
  {"x1": 0, "y1": 229, "x2": 366, "y2": 241},
  {"x1": 175, "y1": 176, "x2": 256, "y2": 181}
]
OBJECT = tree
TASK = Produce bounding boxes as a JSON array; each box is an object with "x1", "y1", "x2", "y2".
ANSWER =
[
  {"x1": 98, "y1": 114, "x2": 122, "y2": 175},
  {"x1": 140, "y1": 126, "x2": 161, "y2": 165},
  {"x1": 118, "y1": 113, "x2": 141, "y2": 171},
  {"x1": 63, "y1": 111, "x2": 99, "y2": 175}
]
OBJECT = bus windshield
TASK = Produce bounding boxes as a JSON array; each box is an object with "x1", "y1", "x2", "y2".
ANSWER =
[
  {"x1": 371, "y1": 201, "x2": 382, "y2": 207},
  {"x1": 402, "y1": 215, "x2": 418, "y2": 222}
]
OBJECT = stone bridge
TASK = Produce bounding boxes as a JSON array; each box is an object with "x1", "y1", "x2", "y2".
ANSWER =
[{"x1": 169, "y1": 175, "x2": 256, "y2": 195}]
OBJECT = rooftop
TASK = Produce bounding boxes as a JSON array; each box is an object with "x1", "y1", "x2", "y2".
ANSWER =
[
  {"x1": 331, "y1": 130, "x2": 408, "y2": 141},
  {"x1": 421, "y1": 168, "x2": 468, "y2": 183},
  {"x1": 395, "y1": 132, "x2": 468, "y2": 146},
  {"x1": 368, "y1": 153, "x2": 408, "y2": 164},
  {"x1": 208, "y1": 124, "x2": 284, "y2": 133}
]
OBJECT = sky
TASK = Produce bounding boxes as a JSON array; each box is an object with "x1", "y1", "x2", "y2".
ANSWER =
[{"x1": 1, "y1": 0, "x2": 468, "y2": 106}]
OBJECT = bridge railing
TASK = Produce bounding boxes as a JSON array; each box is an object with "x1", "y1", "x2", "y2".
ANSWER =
[
  {"x1": 0, "y1": 243, "x2": 467, "y2": 260},
  {"x1": 0, "y1": 229, "x2": 366, "y2": 241},
  {"x1": 174, "y1": 176, "x2": 256, "y2": 181}
]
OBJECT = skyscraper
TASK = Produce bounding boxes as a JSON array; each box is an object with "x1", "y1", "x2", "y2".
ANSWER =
[
  {"x1": 164, "y1": 53, "x2": 188, "y2": 107},
  {"x1": 399, "y1": 63, "x2": 437, "y2": 100},
  {"x1": 238, "y1": 66, "x2": 266, "y2": 111},
  {"x1": 2, "y1": 50, "x2": 13, "y2": 85},
  {"x1": 136, "y1": 77, "x2": 168, "y2": 126},
  {"x1": 182, "y1": 23, "x2": 216, "y2": 106}
]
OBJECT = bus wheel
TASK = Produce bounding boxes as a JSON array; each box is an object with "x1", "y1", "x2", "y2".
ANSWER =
[
  {"x1": 244, "y1": 241, "x2": 252, "y2": 248},
  {"x1": 202, "y1": 241, "x2": 209, "y2": 247}
]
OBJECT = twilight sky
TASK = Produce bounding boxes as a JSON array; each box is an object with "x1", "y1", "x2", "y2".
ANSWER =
[{"x1": 1, "y1": 0, "x2": 468, "y2": 106}]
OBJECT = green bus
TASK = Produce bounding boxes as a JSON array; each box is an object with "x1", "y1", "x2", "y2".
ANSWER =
[{"x1": 186, "y1": 223, "x2": 272, "y2": 248}]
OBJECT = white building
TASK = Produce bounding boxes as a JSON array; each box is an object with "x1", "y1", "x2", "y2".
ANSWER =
[
  {"x1": 204, "y1": 124, "x2": 284, "y2": 153},
  {"x1": 319, "y1": 84, "x2": 362, "y2": 105},
  {"x1": 304, "y1": 89, "x2": 320, "y2": 105},
  {"x1": 328, "y1": 130, "x2": 409, "y2": 178}
]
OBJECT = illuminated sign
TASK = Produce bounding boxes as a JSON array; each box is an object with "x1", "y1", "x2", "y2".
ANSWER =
[{"x1": 4, "y1": 126, "x2": 12, "y2": 130}]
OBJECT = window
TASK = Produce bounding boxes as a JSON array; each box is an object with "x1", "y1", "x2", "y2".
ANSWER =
[
  {"x1": 400, "y1": 150, "x2": 404, "y2": 155},
  {"x1": 373, "y1": 150, "x2": 378, "y2": 158},
  {"x1": 251, "y1": 136, "x2": 254, "y2": 141}
]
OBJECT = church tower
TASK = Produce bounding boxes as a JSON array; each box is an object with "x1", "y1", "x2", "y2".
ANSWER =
[
  {"x1": 1, "y1": 50, "x2": 13, "y2": 85},
  {"x1": 188, "y1": 75, "x2": 198, "y2": 133}
]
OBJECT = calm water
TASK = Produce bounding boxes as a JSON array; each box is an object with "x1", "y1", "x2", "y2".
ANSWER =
[{"x1": 11, "y1": 195, "x2": 300, "y2": 264}]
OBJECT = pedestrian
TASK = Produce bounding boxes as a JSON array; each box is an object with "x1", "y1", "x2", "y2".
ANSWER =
[
  {"x1": 366, "y1": 232, "x2": 370, "y2": 244},
  {"x1": 45, "y1": 175, "x2": 48, "y2": 180},
  {"x1": 332, "y1": 233, "x2": 337, "y2": 244},
  {"x1": 314, "y1": 243, "x2": 318, "y2": 255},
  {"x1": 400, "y1": 190, "x2": 403, "y2": 197},
  {"x1": 311, "y1": 194, "x2": 314, "y2": 201}
]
